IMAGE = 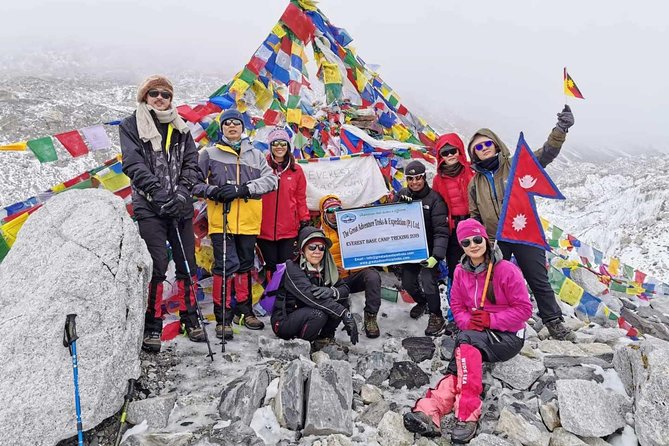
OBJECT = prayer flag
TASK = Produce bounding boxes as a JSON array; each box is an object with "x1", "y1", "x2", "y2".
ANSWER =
[
  {"x1": 0, "y1": 141, "x2": 27, "y2": 151},
  {"x1": 564, "y1": 67, "x2": 584, "y2": 99},
  {"x1": 27, "y1": 137, "x2": 58, "y2": 163},
  {"x1": 81, "y1": 125, "x2": 111, "y2": 151},
  {"x1": 55, "y1": 130, "x2": 89, "y2": 158}
]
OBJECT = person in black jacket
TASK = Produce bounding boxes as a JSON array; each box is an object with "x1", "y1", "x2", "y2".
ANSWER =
[
  {"x1": 396, "y1": 161, "x2": 450, "y2": 336},
  {"x1": 120, "y1": 75, "x2": 205, "y2": 353},
  {"x1": 270, "y1": 226, "x2": 359, "y2": 351}
]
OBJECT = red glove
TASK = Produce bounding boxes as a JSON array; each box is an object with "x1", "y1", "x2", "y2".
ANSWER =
[{"x1": 470, "y1": 310, "x2": 491, "y2": 329}]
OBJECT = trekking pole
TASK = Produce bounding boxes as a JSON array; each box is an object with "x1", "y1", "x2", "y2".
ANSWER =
[
  {"x1": 113, "y1": 379, "x2": 136, "y2": 446},
  {"x1": 172, "y1": 220, "x2": 215, "y2": 361},
  {"x1": 63, "y1": 314, "x2": 84, "y2": 446},
  {"x1": 221, "y1": 200, "x2": 232, "y2": 353}
]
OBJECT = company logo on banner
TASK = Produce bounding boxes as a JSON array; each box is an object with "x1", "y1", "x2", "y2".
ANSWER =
[
  {"x1": 300, "y1": 156, "x2": 389, "y2": 210},
  {"x1": 336, "y1": 202, "x2": 429, "y2": 269}
]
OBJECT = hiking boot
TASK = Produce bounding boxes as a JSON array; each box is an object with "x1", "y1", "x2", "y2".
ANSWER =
[
  {"x1": 364, "y1": 312, "x2": 380, "y2": 338},
  {"x1": 223, "y1": 324, "x2": 234, "y2": 340},
  {"x1": 545, "y1": 318, "x2": 576, "y2": 341},
  {"x1": 184, "y1": 325, "x2": 206, "y2": 343},
  {"x1": 403, "y1": 411, "x2": 441, "y2": 437},
  {"x1": 444, "y1": 321, "x2": 458, "y2": 336},
  {"x1": 410, "y1": 302, "x2": 428, "y2": 319},
  {"x1": 311, "y1": 337, "x2": 349, "y2": 354},
  {"x1": 233, "y1": 314, "x2": 241, "y2": 325},
  {"x1": 425, "y1": 313, "x2": 446, "y2": 337},
  {"x1": 243, "y1": 314, "x2": 265, "y2": 330},
  {"x1": 451, "y1": 420, "x2": 477, "y2": 443},
  {"x1": 142, "y1": 331, "x2": 161, "y2": 353},
  {"x1": 215, "y1": 324, "x2": 224, "y2": 339}
]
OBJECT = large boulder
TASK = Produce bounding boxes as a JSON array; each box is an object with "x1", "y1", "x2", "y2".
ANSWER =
[
  {"x1": 303, "y1": 359, "x2": 354, "y2": 436},
  {"x1": 492, "y1": 355, "x2": 545, "y2": 390},
  {"x1": 218, "y1": 366, "x2": 270, "y2": 425},
  {"x1": 0, "y1": 189, "x2": 150, "y2": 446},
  {"x1": 273, "y1": 359, "x2": 311, "y2": 430}
]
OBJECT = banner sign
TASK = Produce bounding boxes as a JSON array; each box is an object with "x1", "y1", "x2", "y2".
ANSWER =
[
  {"x1": 301, "y1": 155, "x2": 389, "y2": 210},
  {"x1": 335, "y1": 202, "x2": 428, "y2": 269}
]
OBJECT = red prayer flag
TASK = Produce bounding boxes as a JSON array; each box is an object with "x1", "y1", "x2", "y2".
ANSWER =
[
  {"x1": 495, "y1": 133, "x2": 565, "y2": 249},
  {"x1": 55, "y1": 130, "x2": 89, "y2": 157},
  {"x1": 263, "y1": 109, "x2": 282, "y2": 126},
  {"x1": 280, "y1": 3, "x2": 315, "y2": 43}
]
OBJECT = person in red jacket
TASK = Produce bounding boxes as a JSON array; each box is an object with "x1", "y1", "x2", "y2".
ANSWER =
[
  {"x1": 258, "y1": 128, "x2": 310, "y2": 275},
  {"x1": 403, "y1": 219, "x2": 532, "y2": 443}
]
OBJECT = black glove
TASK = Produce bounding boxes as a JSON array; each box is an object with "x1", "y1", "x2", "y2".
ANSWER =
[
  {"x1": 149, "y1": 188, "x2": 170, "y2": 207},
  {"x1": 216, "y1": 183, "x2": 250, "y2": 203},
  {"x1": 398, "y1": 193, "x2": 413, "y2": 203},
  {"x1": 299, "y1": 220, "x2": 311, "y2": 231},
  {"x1": 341, "y1": 311, "x2": 358, "y2": 345},
  {"x1": 311, "y1": 285, "x2": 336, "y2": 300},
  {"x1": 160, "y1": 191, "x2": 188, "y2": 217},
  {"x1": 556, "y1": 105, "x2": 574, "y2": 133},
  {"x1": 205, "y1": 186, "x2": 222, "y2": 201}
]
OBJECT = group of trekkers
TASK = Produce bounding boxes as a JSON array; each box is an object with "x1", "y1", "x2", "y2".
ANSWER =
[{"x1": 120, "y1": 75, "x2": 575, "y2": 443}]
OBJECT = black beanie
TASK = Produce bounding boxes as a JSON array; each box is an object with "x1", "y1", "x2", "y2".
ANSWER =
[{"x1": 405, "y1": 161, "x2": 426, "y2": 176}]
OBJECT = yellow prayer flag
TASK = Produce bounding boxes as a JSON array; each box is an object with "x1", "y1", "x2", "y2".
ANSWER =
[
  {"x1": 287, "y1": 108, "x2": 302, "y2": 125},
  {"x1": 96, "y1": 171, "x2": 131, "y2": 193},
  {"x1": 391, "y1": 124, "x2": 412, "y2": 142},
  {"x1": 602, "y1": 305, "x2": 610, "y2": 317},
  {"x1": 0, "y1": 141, "x2": 27, "y2": 151},
  {"x1": 195, "y1": 245, "x2": 214, "y2": 273},
  {"x1": 252, "y1": 283, "x2": 264, "y2": 304},
  {"x1": 540, "y1": 217, "x2": 550, "y2": 231},
  {"x1": 355, "y1": 68, "x2": 368, "y2": 93},
  {"x1": 251, "y1": 80, "x2": 273, "y2": 110},
  {"x1": 272, "y1": 23, "x2": 286, "y2": 39},
  {"x1": 229, "y1": 78, "x2": 251, "y2": 98},
  {"x1": 300, "y1": 114, "x2": 317, "y2": 129},
  {"x1": 609, "y1": 257, "x2": 620, "y2": 276},
  {"x1": 1, "y1": 212, "x2": 30, "y2": 247},
  {"x1": 322, "y1": 62, "x2": 342, "y2": 85},
  {"x1": 52, "y1": 183, "x2": 67, "y2": 193},
  {"x1": 380, "y1": 86, "x2": 391, "y2": 98},
  {"x1": 235, "y1": 100, "x2": 249, "y2": 113},
  {"x1": 558, "y1": 278, "x2": 584, "y2": 306},
  {"x1": 297, "y1": 0, "x2": 318, "y2": 11}
]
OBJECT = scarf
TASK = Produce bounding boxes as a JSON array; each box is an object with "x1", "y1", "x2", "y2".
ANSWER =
[
  {"x1": 476, "y1": 154, "x2": 500, "y2": 172},
  {"x1": 220, "y1": 135, "x2": 244, "y2": 153},
  {"x1": 136, "y1": 103, "x2": 188, "y2": 152},
  {"x1": 440, "y1": 162, "x2": 464, "y2": 178}
]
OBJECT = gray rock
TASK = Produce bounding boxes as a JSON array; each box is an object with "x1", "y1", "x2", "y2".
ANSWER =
[
  {"x1": 388, "y1": 361, "x2": 430, "y2": 389},
  {"x1": 495, "y1": 406, "x2": 551, "y2": 446},
  {"x1": 554, "y1": 366, "x2": 603, "y2": 383},
  {"x1": 556, "y1": 379, "x2": 629, "y2": 437},
  {"x1": 218, "y1": 366, "x2": 270, "y2": 425},
  {"x1": 357, "y1": 350, "x2": 393, "y2": 380},
  {"x1": 383, "y1": 338, "x2": 402, "y2": 353},
  {"x1": 0, "y1": 189, "x2": 149, "y2": 446},
  {"x1": 209, "y1": 421, "x2": 263, "y2": 446},
  {"x1": 273, "y1": 359, "x2": 309, "y2": 430},
  {"x1": 311, "y1": 434, "x2": 354, "y2": 446},
  {"x1": 538, "y1": 341, "x2": 613, "y2": 362},
  {"x1": 597, "y1": 293, "x2": 623, "y2": 314},
  {"x1": 360, "y1": 384, "x2": 383, "y2": 404},
  {"x1": 650, "y1": 298, "x2": 669, "y2": 316},
  {"x1": 440, "y1": 336, "x2": 456, "y2": 360},
  {"x1": 377, "y1": 411, "x2": 414, "y2": 446},
  {"x1": 539, "y1": 400, "x2": 560, "y2": 432},
  {"x1": 579, "y1": 437, "x2": 611, "y2": 446},
  {"x1": 358, "y1": 398, "x2": 391, "y2": 426},
  {"x1": 579, "y1": 327, "x2": 628, "y2": 345},
  {"x1": 126, "y1": 393, "x2": 177, "y2": 428},
  {"x1": 570, "y1": 268, "x2": 608, "y2": 296},
  {"x1": 402, "y1": 337, "x2": 436, "y2": 362},
  {"x1": 470, "y1": 433, "x2": 517, "y2": 446},
  {"x1": 571, "y1": 332, "x2": 596, "y2": 344},
  {"x1": 312, "y1": 351, "x2": 330, "y2": 364},
  {"x1": 304, "y1": 359, "x2": 353, "y2": 436},
  {"x1": 123, "y1": 432, "x2": 193, "y2": 446},
  {"x1": 258, "y1": 336, "x2": 311, "y2": 361},
  {"x1": 637, "y1": 306, "x2": 669, "y2": 325},
  {"x1": 492, "y1": 355, "x2": 545, "y2": 390},
  {"x1": 543, "y1": 356, "x2": 612, "y2": 369},
  {"x1": 550, "y1": 428, "x2": 588, "y2": 446},
  {"x1": 320, "y1": 344, "x2": 349, "y2": 361},
  {"x1": 620, "y1": 308, "x2": 669, "y2": 341}
]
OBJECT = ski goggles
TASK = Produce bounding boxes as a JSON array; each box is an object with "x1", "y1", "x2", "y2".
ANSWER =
[
  {"x1": 222, "y1": 119, "x2": 243, "y2": 127},
  {"x1": 306, "y1": 244, "x2": 326, "y2": 252},
  {"x1": 460, "y1": 235, "x2": 485, "y2": 248},
  {"x1": 439, "y1": 147, "x2": 458, "y2": 157},
  {"x1": 405, "y1": 174, "x2": 425, "y2": 182},
  {"x1": 271, "y1": 140, "x2": 289, "y2": 148},
  {"x1": 147, "y1": 90, "x2": 172, "y2": 100},
  {"x1": 473, "y1": 140, "x2": 495, "y2": 151}
]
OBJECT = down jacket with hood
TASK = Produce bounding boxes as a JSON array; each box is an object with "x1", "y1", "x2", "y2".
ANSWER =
[
  {"x1": 272, "y1": 226, "x2": 351, "y2": 320},
  {"x1": 431, "y1": 133, "x2": 474, "y2": 232},
  {"x1": 450, "y1": 246, "x2": 533, "y2": 332},
  {"x1": 468, "y1": 127, "x2": 566, "y2": 239}
]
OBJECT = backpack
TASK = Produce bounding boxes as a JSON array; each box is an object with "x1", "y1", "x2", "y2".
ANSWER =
[{"x1": 259, "y1": 262, "x2": 286, "y2": 314}]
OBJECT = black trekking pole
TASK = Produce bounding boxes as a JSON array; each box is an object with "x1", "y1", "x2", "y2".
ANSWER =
[
  {"x1": 113, "y1": 379, "x2": 136, "y2": 446},
  {"x1": 172, "y1": 220, "x2": 215, "y2": 361},
  {"x1": 63, "y1": 314, "x2": 84, "y2": 446},
  {"x1": 221, "y1": 200, "x2": 232, "y2": 354}
]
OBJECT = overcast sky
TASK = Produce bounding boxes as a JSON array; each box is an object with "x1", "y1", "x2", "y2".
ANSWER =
[{"x1": 1, "y1": 0, "x2": 666, "y2": 152}]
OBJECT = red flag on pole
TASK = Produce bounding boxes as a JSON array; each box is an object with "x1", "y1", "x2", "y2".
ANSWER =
[{"x1": 495, "y1": 133, "x2": 565, "y2": 250}]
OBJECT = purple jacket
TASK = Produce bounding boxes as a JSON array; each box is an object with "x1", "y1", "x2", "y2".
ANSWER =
[{"x1": 450, "y1": 252, "x2": 532, "y2": 333}]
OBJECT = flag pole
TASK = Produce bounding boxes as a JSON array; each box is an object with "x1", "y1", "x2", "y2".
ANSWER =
[{"x1": 478, "y1": 239, "x2": 498, "y2": 309}]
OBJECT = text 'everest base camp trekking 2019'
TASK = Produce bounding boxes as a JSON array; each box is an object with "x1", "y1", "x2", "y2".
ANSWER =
[{"x1": 0, "y1": 2, "x2": 667, "y2": 446}]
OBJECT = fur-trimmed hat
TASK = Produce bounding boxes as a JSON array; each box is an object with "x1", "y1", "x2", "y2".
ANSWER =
[{"x1": 136, "y1": 75, "x2": 173, "y2": 103}]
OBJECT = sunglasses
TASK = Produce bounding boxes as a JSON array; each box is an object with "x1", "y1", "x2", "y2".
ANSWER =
[
  {"x1": 460, "y1": 236, "x2": 485, "y2": 248},
  {"x1": 271, "y1": 141, "x2": 289, "y2": 148},
  {"x1": 440, "y1": 147, "x2": 458, "y2": 157},
  {"x1": 325, "y1": 206, "x2": 342, "y2": 214},
  {"x1": 147, "y1": 90, "x2": 172, "y2": 100},
  {"x1": 222, "y1": 119, "x2": 243, "y2": 127},
  {"x1": 306, "y1": 244, "x2": 326, "y2": 252},
  {"x1": 406, "y1": 174, "x2": 425, "y2": 182},
  {"x1": 473, "y1": 140, "x2": 495, "y2": 151}
]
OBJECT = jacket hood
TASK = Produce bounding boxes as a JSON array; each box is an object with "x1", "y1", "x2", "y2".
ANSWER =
[
  {"x1": 318, "y1": 194, "x2": 342, "y2": 230},
  {"x1": 297, "y1": 226, "x2": 339, "y2": 285},
  {"x1": 434, "y1": 133, "x2": 470, "y2": 170},
  {"x1": 467, "y1": 128, "x2": 511, "y2": 166},
  {"x1": 298, "y1": 226, "x2": 333, "y2": 250},
  {"x1": 459, "y1": 242, "x2": 503, "y2": 273}
]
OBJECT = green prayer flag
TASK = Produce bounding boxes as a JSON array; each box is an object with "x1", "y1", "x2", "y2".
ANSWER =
[
  {"x1": 548, "y1": 267, "x2": 567, "y2": 294},
  {"x1": 239, "y1": 67, "x2": 257, "y2": 85},
  {"x1": 325, "y1": 83, "x2": 342, "y2": 104},
  {"x1": 66, "y1": 178, "x2": 94, "y2": 191},
  {"x1": 312, "y1": 138, "x2": 325, "y2": 157},
  {"x1": 293, "y1": 132, "x2": 308, "y2": 149},
  {"x1": 552, "y1": 226, "x2": 564, "y2": 241},
  {"x1": 406, "y1": 135, "x2": 421, "y2": 145},
  {"x1": 623, "y1": 264, "x2": 634, "y2": 280},
  {"x1": 388, "y1": 95, "x2": 400, "y2": 108},
  {"x1": 287, "y1": 94, "x2": 300, "y2": 109},
  {"x1": 610, "y1": 282, "x2": 628, "y2": 293},
  {"x1": 205, "y1": 121, "x2": 219, "y2": 140},
  {"x1": 0, "y1": 233, "x2": 9, "y2": 263},
  {"x1": 28, "y1": 137, "x2": 58, "y2": 163},
  {"x1": 209, "y1": 83, "x2": 229, "y2": 98}
]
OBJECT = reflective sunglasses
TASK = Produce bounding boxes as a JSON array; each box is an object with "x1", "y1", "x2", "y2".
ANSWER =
[
  {"x1": 473, "y1": 140, "x2": 495, "y2": 151},
  {"x1": 306, "y1": 243, "x2": 326, "y2": 252},
  {"x1": 222, "y1": 119, "x2": 243, "y2": 127},
  {"x1": 147, "y1": 90, "x2": 172, "y2": 100},
  {"x1": 325, "y1": 206, "x2": 342, "y2": 214},
  {"x1": 271, "y1": 140, "x2": 289, "y2": 148},
  {"x1": 440, "y1": 147, "x2": 458, "y2": 157},
  {"x1": 406, "y1": 174, "x2": 425, "y2": 182},
  {"x1": 460, "y1": 235, "x2": 484, "y2": 248}
]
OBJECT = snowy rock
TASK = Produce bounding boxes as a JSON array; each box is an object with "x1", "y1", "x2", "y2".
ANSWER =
[
  {"x1": 440, "y1": 335, "x2": 456, "y2": 360},
  {"x1": 388, "y1": 361, "x2": 430, "y2": 389},
  {"x1": 492, "y1": 355, "x2": 545, "y2": 390},
  {"x1": 360, "y1": 384, "x2": 383, "y2": 404},
  {"x1": 579, "y1": 327, "x2": 628, "y2": 345},
  {"x1": 376, "y1": 411, "x2": 414, "y2": 446},
  {"x1": 649, "y1": 298, "x2": 669, "y2": 315},
  {"x1": 250, "y1": 405, "x2": 296, "y2": 445},
  {"x1": 218, "y1": 366, "x2": 270, "y2": 425},
  {"x1": 570, "y1": 268, "x2": 608, "y2": 296},
  {"x1": 620, "y1": 308, "x2": 669, "y2": 341},
  {"x1": 311, "y1": 351, "x2": 330, "y2": 364},
  {"x1": 356, "y1": 350, "x2": 393, "y2": 384},
  {"x1": 401, "y1": 337, "x2": 436, "y2": 362},
  {"x1": 470, "y1": 433, "x2": 517, "y2": 446},
  {"x1": 383, "y1": 338, "x2": 402, "y2": 353},
  {"x1": 209, "y1": 421, "x2": 263, "y2": 446},
  {"x1": 273, "y1": 359, "x2": 309, "y2": 430},
  {"x1": 571, "y1": 331, "x2": 596, "y2": 344},
  {"x1": 543, "y1": 356, "x2": 612, "y2": 369},
  {"x1": 554, "y1": 366, "x2": 603, "y2": 383},
  {"x1": 579, "y1": 438, "x2": 611, "y2": 446},
  {"x1": 304, "y1": 359, "x2": 353, "y2": 436},
  {"x1": 311, "y1": 434, "x2": 354, "y2": 446},
  {"x1": 123, "y1": 432, "x2": 193, "y2": 446},
  {"x1": 539, "y1": 400, "x2": 560, "y2": 432},
  {"x1": 0, "y1": 189, "x2": 150, "y2": 446},
  {"x1": 358, "y1": 399, "x2": 391, "y2": 426},
  {"x1": 258, "y1": 336, "x2": 311, "y2": 361},
  {"x1": 637, "y1": 306, "x2": 669, "y2": 325},
  {"x1": 549, "y1": 428, "x2": 588, "y2": 446},
  {"x1": 495, "y1": 406, "x2": 551, "y2": 446},
  {"x1": 597, "y1": 293, "x2": 623, "y2": 314},
  {"x1": 126, "y1": 393, "x2": 177, "y2": 428},
  {"x1": 556, "y1": 379, "x2": 629, "y2": 437}
]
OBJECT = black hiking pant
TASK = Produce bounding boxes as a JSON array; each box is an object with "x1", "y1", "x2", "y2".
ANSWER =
[
  {"x1": 257, "y1": 237, "x2": 297, "y2": 273},
  {"x1": 498, "y1": 241, "x2": 563, "y2": 323},
  {"x1": 271, "y1": 307, "x2": 329, "y2": 341},
  {"x1": 210, "y1": 233, "x2": 257, "y2": 276},
  {"x1": 344, "y1": 268, "x2": 382, "y2": 314},
  {"x1": 446, "y1": 329, "x2": 525, "y2": 375},
  {"x1": 402, "y1": 263, "x2": 442, "y2": 317}
]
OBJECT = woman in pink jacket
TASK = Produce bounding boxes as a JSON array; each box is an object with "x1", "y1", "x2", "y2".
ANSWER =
[{"x1": 403, "y1": 219, "x2": 532, "y2": 443}]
